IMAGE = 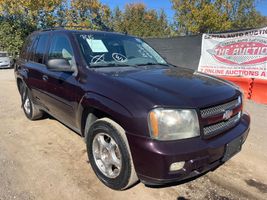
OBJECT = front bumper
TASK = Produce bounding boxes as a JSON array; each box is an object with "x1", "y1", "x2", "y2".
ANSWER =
[
  {"x1": 126, "y1": 113, "x2": 250, "y2": 185},
  {"x1": 0, "y1": 64, "x2": 10, "y2": 68}
]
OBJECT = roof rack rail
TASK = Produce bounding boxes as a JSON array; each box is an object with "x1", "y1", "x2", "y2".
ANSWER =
[
  {"x1": 40, "y1": 27, "x2": 64, "y2": 32},
  {"x1": 39, "y1": 26, "x2": 92, "y2": 32}
]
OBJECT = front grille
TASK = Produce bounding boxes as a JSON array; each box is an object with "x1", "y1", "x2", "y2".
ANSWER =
[
  {"x1": 203, "y1": 113, "x2": 240, "y2": 136},
  {"x1": 0, "y1": 64, "x2": 9, "y2": 68},
  {"x1": 200, "y1": 98, "x2": 240, "y2": 118},
  {"x1": 200, "y1": 97, "x2": 242, "y2": 138}
]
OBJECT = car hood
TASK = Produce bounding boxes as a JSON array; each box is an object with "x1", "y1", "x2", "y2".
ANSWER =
[{"x1": 94, "y1": 66, "x2": 240, "y2": 108}]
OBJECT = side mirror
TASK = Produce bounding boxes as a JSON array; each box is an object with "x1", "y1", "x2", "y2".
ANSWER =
[{"x1": 47, "y1": 58, "x2": 75, "y2": 72}]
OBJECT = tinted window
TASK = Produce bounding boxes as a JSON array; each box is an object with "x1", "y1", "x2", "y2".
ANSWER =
[
  {"x1": 20, "y1": 35, "x2": 36, "y2": 60},
  {"x1": 29, "y1": 36, "x2": 39, "y2": 61},
  {"x1": 34, "y1": 34, "x2": 49, "y2": 64},
  {"x1": 48, "y1": 34, "x2": 74, "y2": 65}
]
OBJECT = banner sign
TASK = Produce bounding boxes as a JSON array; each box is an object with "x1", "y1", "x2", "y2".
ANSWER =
[{"x1": 198, "y1": 27, "x2": 267, "y2": 79}]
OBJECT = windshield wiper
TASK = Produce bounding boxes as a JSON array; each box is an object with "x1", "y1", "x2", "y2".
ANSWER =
[
  {"x1": 90, "y1": 62, "x2": 169, "y2": 68},
  {"x1": 136, "y1": 62, "x2": 169, "y2": 66},
  {"x1": 90, "y1": 63, "x2": 134, "y2": 68}
]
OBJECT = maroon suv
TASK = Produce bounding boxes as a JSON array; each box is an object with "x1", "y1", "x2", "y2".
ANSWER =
[{"x1": 14, "y1": 29, "x2": 250, "y2": 190}]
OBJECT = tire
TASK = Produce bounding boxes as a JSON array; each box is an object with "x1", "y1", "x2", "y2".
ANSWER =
[
  {"x1": 86, "y1": 118, "x2": 138, "y2": 190},
  {"x1": 20, "y1": 82, "x2": 43, "y2": 120}
]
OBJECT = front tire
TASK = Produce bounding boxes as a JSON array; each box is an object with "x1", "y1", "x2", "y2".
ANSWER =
[{"x1": 86, "y1": 118, "x2": 138, "y2": 190}]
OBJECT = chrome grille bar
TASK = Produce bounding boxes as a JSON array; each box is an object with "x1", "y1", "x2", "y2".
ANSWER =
[
  {"x1": 203, "y1": 113, "x2": 241, "y2": 136},
  {"x1": 200, "y1": 97, "x2": 241, "y2": 118}
]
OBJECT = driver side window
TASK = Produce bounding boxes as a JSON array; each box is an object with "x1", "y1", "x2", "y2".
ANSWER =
[{"x1": 48, "y1": 34, "x2": 74, "y2": 66}]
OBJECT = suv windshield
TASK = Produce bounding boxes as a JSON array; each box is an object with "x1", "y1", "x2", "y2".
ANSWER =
[{"x1": 75, "y1": 33, "x2": 167, "y2": 67}]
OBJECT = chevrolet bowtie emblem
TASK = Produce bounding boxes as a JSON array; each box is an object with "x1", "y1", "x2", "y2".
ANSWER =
[{"x1": 223, "y1": 110, "x2": 233, "y2": 121}]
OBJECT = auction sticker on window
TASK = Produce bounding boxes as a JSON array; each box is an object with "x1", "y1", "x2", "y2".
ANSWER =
[
  {"x1": 112, "y1": 53, "x2": 127, "y2": 63},
  {"x1": 198, "y1": 27, "x2": 267, "y2": 79},
  {"x1": 86, "y1": 39, "x2": 108, "y2": 53}
]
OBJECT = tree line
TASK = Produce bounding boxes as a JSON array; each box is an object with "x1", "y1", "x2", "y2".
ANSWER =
[{"x1": 0, "y1": 0, "x2": 266, "y2": 55}]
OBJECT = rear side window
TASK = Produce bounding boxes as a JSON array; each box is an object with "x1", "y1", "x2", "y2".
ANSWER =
[
  {"x1": 34, "y1": 34, "x2": 49, "y2": 64},
  {"x1": 29, "y1": 37, "x2": 39, "y2": 62},
  {"x1": 20, "y1": 35, "x2": 36, "y2": 60},
  {"x1": 48, "y1": 34, "x2": 74, "y2": 65}
]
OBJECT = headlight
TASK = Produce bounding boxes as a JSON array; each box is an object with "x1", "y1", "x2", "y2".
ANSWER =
[{"x1": 148, "y1": 108, "x2": 200, "y2": 141}]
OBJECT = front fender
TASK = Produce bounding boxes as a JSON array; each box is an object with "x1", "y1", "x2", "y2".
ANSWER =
[{"x1": 77, "y1": 92, "x2": 134, "y2": 135}]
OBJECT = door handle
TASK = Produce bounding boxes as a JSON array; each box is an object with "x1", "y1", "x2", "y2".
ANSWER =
[{"x1": 42, "y1": 75, "x2": 48, "y2": 81}]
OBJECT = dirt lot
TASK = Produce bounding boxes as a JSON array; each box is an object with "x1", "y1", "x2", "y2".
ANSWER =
[{"x1": 0, "y1": 69, "x2": 267, "y2": 200}]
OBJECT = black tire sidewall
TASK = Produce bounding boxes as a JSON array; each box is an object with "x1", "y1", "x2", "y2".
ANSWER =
[
  {"x1": 87, "y1": 120, "x2": 131, "y2": 190},
  {"x1": 21, "y1": 86, "x2": 33, "y2": 120}
]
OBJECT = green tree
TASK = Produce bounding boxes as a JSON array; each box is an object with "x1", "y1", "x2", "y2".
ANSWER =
[
  {"x1": 0, "y1": 16, "x2": 35, "y2": 55},
  {"x1": 66, "y1": 0, "x2": 112, "y2": 31},
  {"x1": 229, "y1": 0, "x2": 265, "y2": 29},
  {"x1": 171, "y1": 0, "x2": 265, "y2": 35},
  {"x1": 0, "y1": 0, "x2": 63, "y2": 28},
  {"x1": 111, "y1": 3, "x2": 171, "y2": 37},
  {"x1": 111, "y1": 7, "x2": 123, "y2": 33},
  {"x1": 171, "y1": 0, "x2": 232, "y2": 35},
  {"x1": 0, "y1": 0, "x2": 64, "y2": 54}
]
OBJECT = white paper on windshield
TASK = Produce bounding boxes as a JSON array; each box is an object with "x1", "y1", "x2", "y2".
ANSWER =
[{"x1": 86, "y1": 39, "x2": 108, "y2": 53}]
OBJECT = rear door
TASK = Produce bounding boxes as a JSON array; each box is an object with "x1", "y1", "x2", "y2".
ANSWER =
[
  {"x1": 16, "y1": 33, "x2": 50, "y2": 109},
  {"x1": 42, "y1": 33, "x2": 79, "y2": 127},
  {"x1": 26, "y1": 33, "x2": 50, "y2": 109}
]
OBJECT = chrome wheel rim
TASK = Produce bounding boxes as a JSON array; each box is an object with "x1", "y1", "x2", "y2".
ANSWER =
[
  {"x1": 92, "y1": 133, "x2": 122, "y2": 178},
  {"x1": 24, "y1": 97, "x2": 31, "y2": 115}
]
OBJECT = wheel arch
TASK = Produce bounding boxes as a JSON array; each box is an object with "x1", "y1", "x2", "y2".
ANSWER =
[
  {"x1": 16, "y1": 77, "x2": 23, "y2": 93},
  {"x1": 78, "y1": 92, "x2": 133, "y2": 139},
  {"x1": 16, "y1": 76, "x2": 30, "y2": 94}
]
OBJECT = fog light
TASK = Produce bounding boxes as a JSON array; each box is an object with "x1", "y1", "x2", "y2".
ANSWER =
[{"x1": 169, "y1": 161, "x2": 185, "y2": 171}]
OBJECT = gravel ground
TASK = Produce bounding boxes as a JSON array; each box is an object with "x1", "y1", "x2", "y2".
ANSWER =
[{"x1": 0, "y1": 69, "x2": 267, "y2": 200}]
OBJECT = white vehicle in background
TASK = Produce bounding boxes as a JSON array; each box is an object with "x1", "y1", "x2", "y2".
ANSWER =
[{"x1": 0, "y1": 51, "x2": 11, "y2": 69}]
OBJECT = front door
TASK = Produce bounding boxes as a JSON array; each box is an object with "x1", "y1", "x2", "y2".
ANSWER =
[{"x1": 43, "y1": 33, "x2": 79, "y2": 127}]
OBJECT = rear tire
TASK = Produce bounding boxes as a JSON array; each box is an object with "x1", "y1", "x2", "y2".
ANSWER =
[
  {"x1": 20, "y1": 82, "x2": 43, "y2": 120},
  {"x1": 86, "y1": 118, "x2": 138, "y2": 190}
]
